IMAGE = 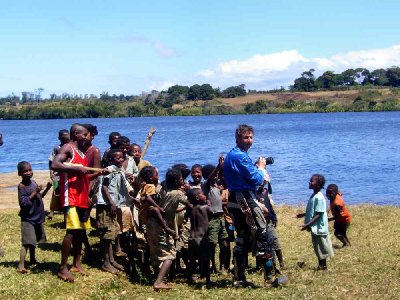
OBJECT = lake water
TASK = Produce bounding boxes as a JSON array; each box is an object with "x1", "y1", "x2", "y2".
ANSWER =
[{"x1": 1, "y1": 112, "x2": 399, "y2": 206}]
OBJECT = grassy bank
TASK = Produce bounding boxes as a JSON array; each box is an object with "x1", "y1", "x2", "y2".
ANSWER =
[
  {"x1": 0, "y1": 205, "x2": 399, "y2": 299},
  {"x1": 1, "y1": 87, "x2": 399, "y2": 119}
]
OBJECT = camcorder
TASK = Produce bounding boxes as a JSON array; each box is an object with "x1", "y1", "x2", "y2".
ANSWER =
[{"x1": 265, "y1": 157, "x2": 274, "y2": 165}]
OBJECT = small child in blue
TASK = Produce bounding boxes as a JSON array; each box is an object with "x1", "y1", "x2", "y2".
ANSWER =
[
  {"x1": 17, "y1": 161, "x2": 51, "y2": 273},
  {"x1": 296, "y1": 174, "x2": 333, "y2": 270}
]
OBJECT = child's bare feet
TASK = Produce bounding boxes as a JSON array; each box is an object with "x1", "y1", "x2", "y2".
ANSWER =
[
  {"x1": 101, "y1": 264, "x2": 118, "y2": 274},
  {"x1": 114, "y1": 250, "x2": 127, "y2": 257},
  {"x1": 70, "y1": 265, "x2": 89, "y2": 276},
  {"x1": 154, "y1": 282, "x2": 172, "y2": 291},
  {"x1": 17, "y1": 267, "x2": 29, "y2": 274},
  {"x1": 111, "y1": 261, "x2": 124, "y2": 271},
  {"x1": 57, "y1": 268, "x2": 74, "y2": 282}
]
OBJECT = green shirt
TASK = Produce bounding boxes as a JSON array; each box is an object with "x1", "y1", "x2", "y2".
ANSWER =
[{"x1": 305, "y1": 191, "x2": 329, "y2": 235}]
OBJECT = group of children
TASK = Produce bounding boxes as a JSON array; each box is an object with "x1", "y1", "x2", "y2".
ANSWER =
[{"x1": 15, "y1": 126, "x2": 352, "y2": 289}]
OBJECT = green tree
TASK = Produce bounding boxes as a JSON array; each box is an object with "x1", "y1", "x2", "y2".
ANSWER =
[{"x1": 293, "y1": 69, "x2": 316, "y2": 91}]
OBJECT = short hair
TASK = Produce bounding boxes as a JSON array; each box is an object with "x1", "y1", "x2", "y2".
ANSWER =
[
  {"x1": 191, "y1": 164, "x2": 202, "y2": 172},
  {"x1": 312, "y1": 174, "x2": 326, "y2": 189},
  {"x1": 58, "y1": 129, "x2": 69, "y2": 139},
  {"x1": 326, "y1": 184, "x2": 339, "y2": 196},
  {"x1": 81, "y1": 124, "x2": 98, "y2": 136},
  {"x1": 130, "y1": 143, "x2": 140, "y2": 149},
  {"x1": 116, "y1": 136, "x2": 130, "y2": 147},
  {"x1": 70, "y1": 123, "x2": 84, "y2": 136},
  {"x1": 172, "y1": 163, "x2": 190, "y2": 180},
  {"x1": 235, "y1": 124, "x2": 254, "y2": 139},
  {"x1": 187, "y1": 188, "x2": 202, "y2": 205},
  {"x1": 165, "y1": 168, "x2": 182, "y2": 190},
  {"x1": 17, "y1": 161, "x2": 30, "y2": 172},
  {"x1": 202, "y1": 164, "x2": 215, "y2": 180},
  {"x1": 139, "y1": 166, "x2": 156, "y2": 184},
  {"x1": 109, "y1": 132, "x2": 121, "y2": 141},
  {"x1": 107, "y1": 148, "x2": 122, "y2": 161}
]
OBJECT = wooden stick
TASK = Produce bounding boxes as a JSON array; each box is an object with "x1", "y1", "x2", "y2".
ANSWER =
[
  {"x1": 141, "y1": 127, "x2": 156, "y2": 158},
  {"x1": 64, "y1": 162, "x2": 104, "y2": 172}
]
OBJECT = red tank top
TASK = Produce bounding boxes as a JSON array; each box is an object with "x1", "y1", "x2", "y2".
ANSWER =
[{"x1": 60, "y1": 145, "x2": 90, "y2": 208}]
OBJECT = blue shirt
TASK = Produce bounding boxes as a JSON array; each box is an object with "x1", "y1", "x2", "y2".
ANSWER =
[{"x1": 223, "y1": 146, "x2": 264, "y2": 192}]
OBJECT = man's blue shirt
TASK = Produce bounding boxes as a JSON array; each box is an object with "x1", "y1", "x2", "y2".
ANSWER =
[{"x1": 223, "y1": 146, "x2": 264, "y2": 192}]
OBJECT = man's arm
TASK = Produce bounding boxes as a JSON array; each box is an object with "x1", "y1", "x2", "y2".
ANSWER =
[
  {"x1": 237, "y1": 154, "x2": 264, "y2": 187},
  {"x1": 51, "y1": 144, "x2": 88, "y2": 174}
]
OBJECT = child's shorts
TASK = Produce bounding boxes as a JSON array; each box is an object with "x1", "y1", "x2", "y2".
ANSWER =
[
  {"x1": 21, "y1": 221, "x2": 46, "y2": 247},
  {"x1": 334, "y1": 222, "x2": 350, "y2": 237},
  {"x1": 96, "y1": 205, "x2": 119, "y2": 240},
  {"x1": 266, "y1": 223, "x2": 281, "y2": 250},
  {"x1": 208, "y1": 214, "x2": 228, "y2": 245}
]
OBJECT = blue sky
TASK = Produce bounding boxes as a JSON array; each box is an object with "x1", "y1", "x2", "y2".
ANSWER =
[{"x1": 1, "y1": 0, "x2": 400, "y2": 97}]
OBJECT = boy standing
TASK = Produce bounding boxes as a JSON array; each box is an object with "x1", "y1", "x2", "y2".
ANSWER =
[{"x1": 17, "y1": 161, "x2": 51, "y2": 273}]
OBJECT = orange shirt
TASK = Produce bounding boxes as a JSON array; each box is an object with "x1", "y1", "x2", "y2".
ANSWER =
[{"x1": 330, "y1": 194, "x2": 351, "y2": 225}]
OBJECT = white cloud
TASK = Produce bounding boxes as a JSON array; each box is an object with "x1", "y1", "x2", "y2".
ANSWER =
[{"x1": 196, "y1": 44, "x2": 400, "y2": 90}]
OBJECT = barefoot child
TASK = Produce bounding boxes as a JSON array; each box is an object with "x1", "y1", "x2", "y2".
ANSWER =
[
  {"x1": 187, "y1": 188, "x2": 213, "y2": 285},
  {"x1": 99, "y1": 149, "x2": 126, "y2": 273},
  {"x1": 138, "y1": 166, "x2": 176, "y2": 237},
  {"x1": 326, "y1": 184, "x2": 352, "y2": 247},
  {"x1": 147, "y1": 168, "x2": 189, "y2": 290},
  {"x1": 296, "y1": 174, "x2": 333, "y2": 270},
  {"x1": 17, "y1": 161, "x2": 52, "y2": 273}
]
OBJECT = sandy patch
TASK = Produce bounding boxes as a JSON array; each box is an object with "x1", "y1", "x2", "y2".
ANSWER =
[{"x1": 0, "y1": 170, "x2": 51, "y2": 210}]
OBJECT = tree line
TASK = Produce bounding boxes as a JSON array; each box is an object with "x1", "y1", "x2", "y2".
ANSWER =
[{"x1": 291, "y1": 66, "x2": 400, "y2": 91}]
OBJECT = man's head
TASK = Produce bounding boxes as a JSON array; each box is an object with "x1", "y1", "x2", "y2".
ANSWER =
[
  {"x1": 70, "y1": 123, "x2": 89, "y2": 150},
  {"x1": 235, "y1": 124, "x2": 254, "y2": 152}
]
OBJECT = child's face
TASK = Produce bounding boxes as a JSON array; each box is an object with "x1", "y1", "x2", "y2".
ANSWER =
[
  {"x1": 119, "y1": 142, "x2": 130, "y2": 158},
  {"x1": 309, "y1": 176, "x2": 318, "y2": 190},
  {"x1": 19, "y1": 164, "x2": 33, "y2": 180},
  {"x1": 191, "y1": 167, "x2": 202, "y2": 184},
  {"x1": 130, "y1": 145, "x2": 141, "y2": 162},
  {"x1": 326, "y1": 189, "x2": 335, "y2": 201},
  {"x1": 151, "y1": 169, "x2": 159, "y2": 185},
  {"x1": 59, "y1": 133, "x2": 70, "y2": 144},
  {"x1": 112, "y1": 152, "x2": 124, "y2": 167},
  {"x1": 109, "y1": 135, "x2": 120, "y2": 148}
]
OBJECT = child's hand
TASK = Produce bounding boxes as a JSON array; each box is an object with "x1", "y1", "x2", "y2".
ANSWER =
[
  {"x1": 110, "y1": 203, "x2": 117, "y2": 217},
  {"x1": 300, "y1": 224, "x2": 307, "y2": 231},
  {"x1": 46, "y1": 181, "x2": 52, "y2": 189},
  {"x1": 36, "y1": 184, "x2": 43, "y2": 193}
]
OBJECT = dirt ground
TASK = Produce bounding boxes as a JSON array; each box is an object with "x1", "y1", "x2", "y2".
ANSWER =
[{"x1": 0, "y1": 170, "x2": 51, "y2": 210}]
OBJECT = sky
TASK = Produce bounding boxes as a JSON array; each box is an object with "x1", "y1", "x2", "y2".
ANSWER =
[{"x1": 1, "y1": 0, "x2": 400, "y2": 98}]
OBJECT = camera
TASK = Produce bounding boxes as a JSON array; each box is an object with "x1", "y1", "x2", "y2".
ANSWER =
[{"x1": 265, "y1": 157, "x2": 274, "y2": 165}]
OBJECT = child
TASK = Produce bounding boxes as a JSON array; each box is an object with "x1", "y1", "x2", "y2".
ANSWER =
[
  {"x1": 17, "y1": 161, "x2": 51, "y2": 273},
  {"x1": 201, "y1": 156, "x2": 229, "y2": 274},
  {"x1": 326, "y1": 184, "x2": 352, "y2": 247},
  {"x1": 189, "y1": 164, "x2": 203, "y2": 189},
  {"x1": 100, "y1": 149, "x2": 128, "y2": 272},
  {"x1": 138, "y1": 166, "x2": 175, "y2": 237},
  {"x1": 101, "y1": 131, "x2": 121, "y2": 167},
  {"x1": 297, "y1": 174, "x2": 334, "y2": 270},
  {"x1": 147, "y1": 168, "x2": 189, "y2": 290},
  {"x1": 187, "y1": 188, "x2": 213, "y2": 285},
  {"x1": 254, "y1": 158, "x2": 285, "y2": 271},
  {"x1": 48, "y1": 129, "x2": 70, "y2": 219}
]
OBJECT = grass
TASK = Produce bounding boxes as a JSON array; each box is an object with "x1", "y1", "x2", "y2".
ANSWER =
[{"x1": 0, "y1": 205, "x2": 399, "y2": 300}]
